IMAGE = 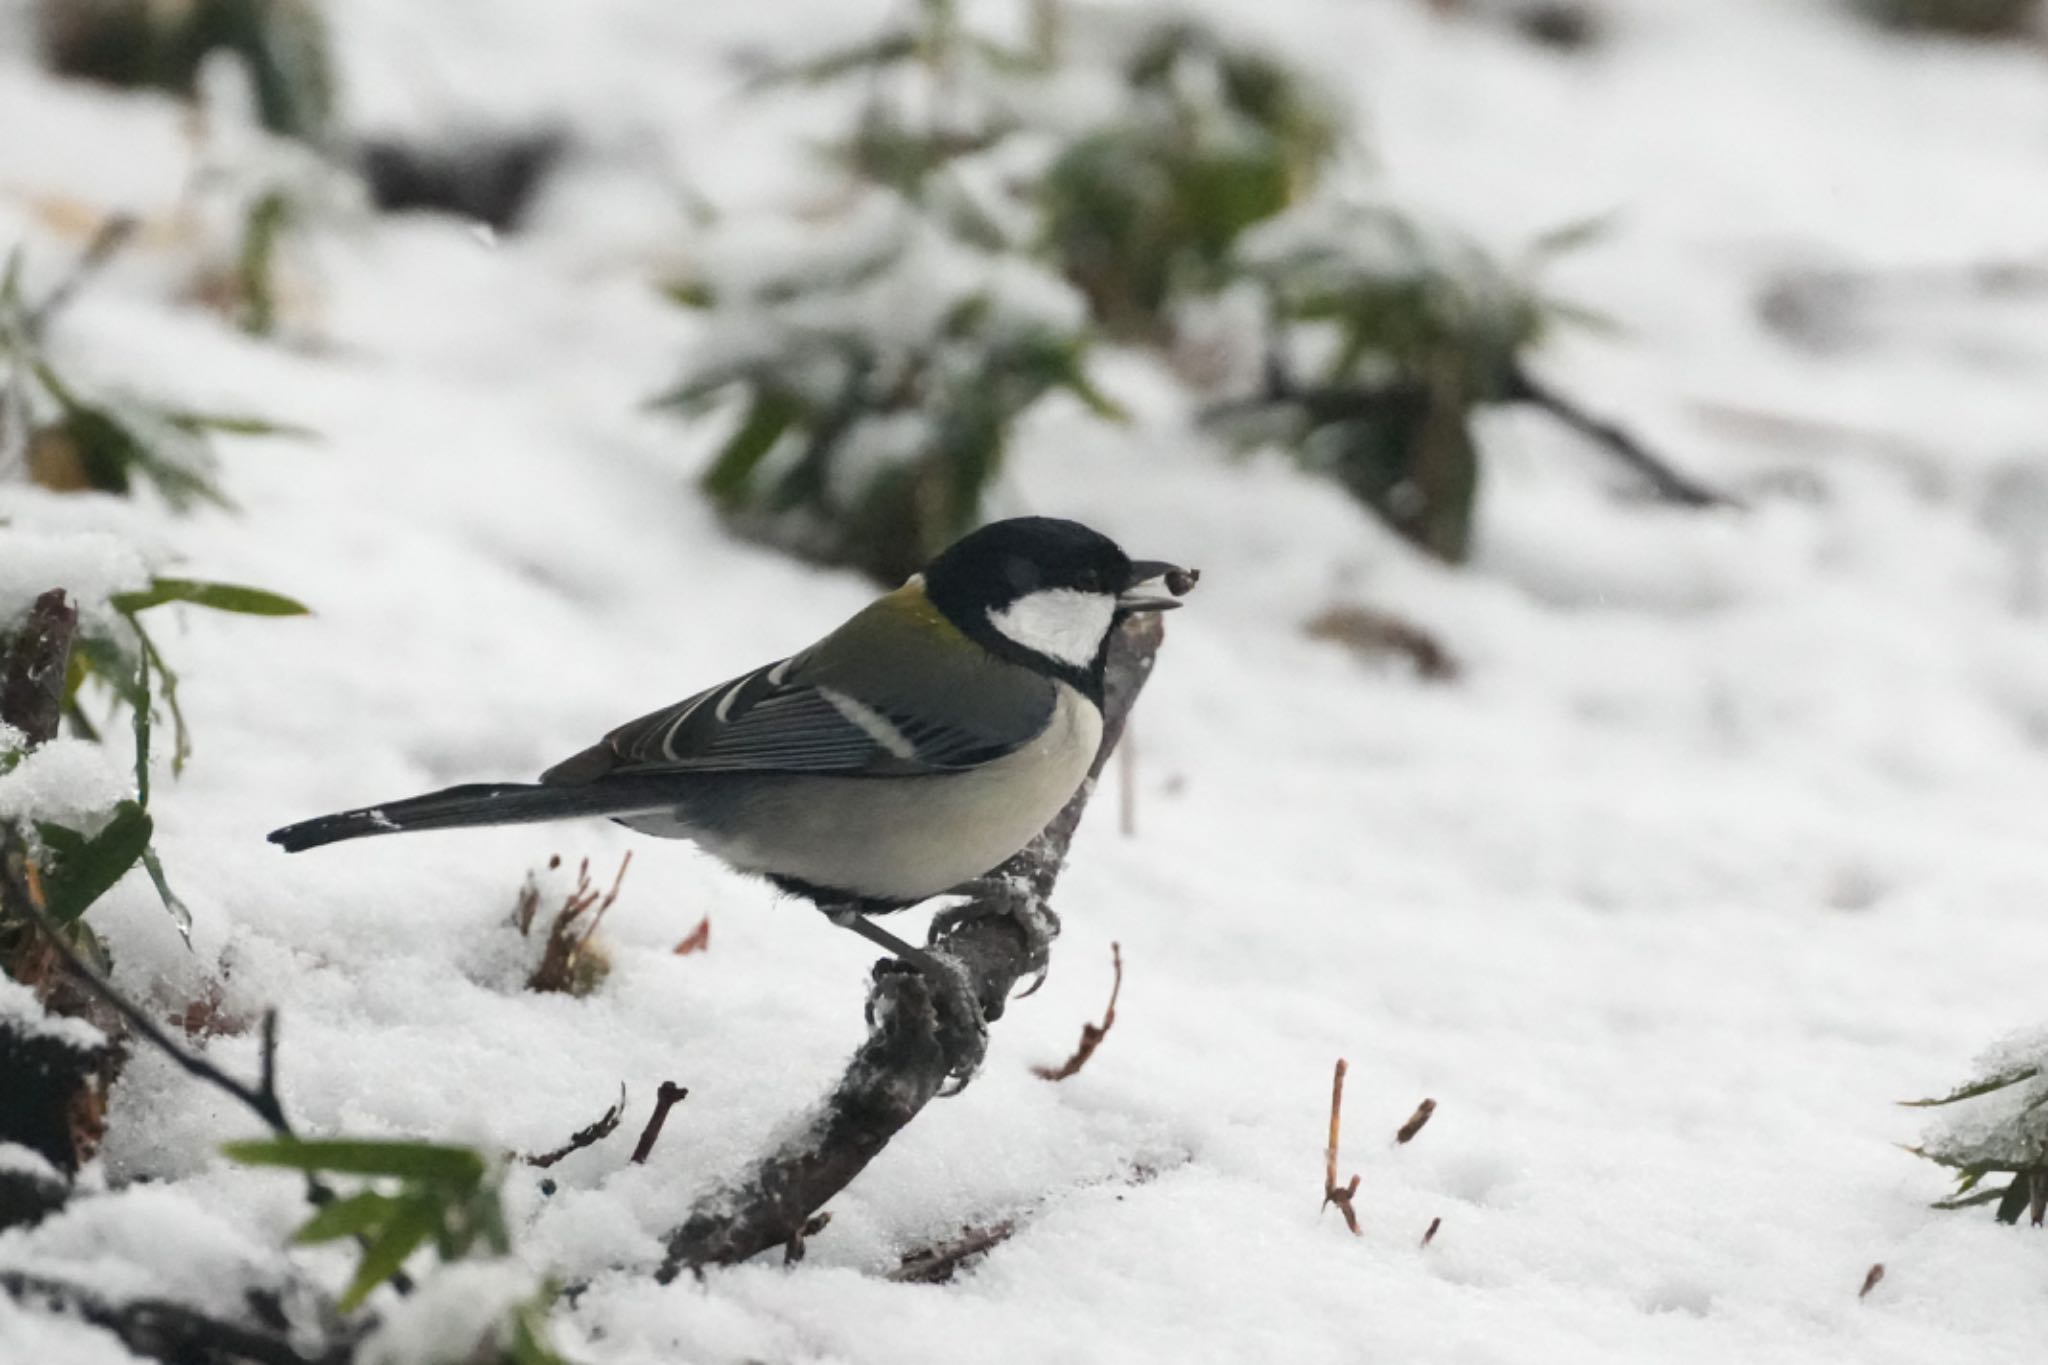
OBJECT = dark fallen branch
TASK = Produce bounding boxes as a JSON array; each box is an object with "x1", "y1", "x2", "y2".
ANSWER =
[
  {"x1": 654, "y1": 613, "x2": 1169, "y2": 1279},
  {"x1": 1034, "y1": 941, "x2": 1122, "y2": 1081},
  {"x1": 525, "y1": 1083, "x2": 626, "y2": 1168},
  {"x1": 2, "y1": 1269, "x2": 358, "y2": 1365},
  {"x1": 890, "y1": 1220, "x2": 1018, "y2": 1283},
  {"x1": 1502, "y1": 363, "x2": 1734, "y2": 509},
  {"x1": 630, "y1": 1082, "x2": 690, "y2": 1165}
]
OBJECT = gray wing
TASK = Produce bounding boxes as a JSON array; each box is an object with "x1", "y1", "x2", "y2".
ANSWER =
[{"x1": 540, "y1": 589, "x2": 1057, "y2": 785}]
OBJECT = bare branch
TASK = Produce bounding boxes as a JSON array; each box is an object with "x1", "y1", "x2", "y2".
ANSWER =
[
  {"x1": 525, "y1": 1083, "x2": 626, "y2": 1168},
  {"x1": 1859, "y1": 1263, "x2": 1885, "y2": 1300},
  {"x1": 1034, "y1": 941, "x2": 1121, "y2": 1081},
  {"x1": 1504, "y1": 362, "x2": 1735, "y2": 509},
  {"x1": 1421, "y1": 1216, "x2": 1441, "y2": 1248},
  {"x1": 654, "y1": 613, "x2": 1170, "y2": 1278}
]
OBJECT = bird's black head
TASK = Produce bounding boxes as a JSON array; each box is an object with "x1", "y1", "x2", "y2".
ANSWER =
[{"x1": 921, "y1": 517, "x2": 1186, "y2": 696}]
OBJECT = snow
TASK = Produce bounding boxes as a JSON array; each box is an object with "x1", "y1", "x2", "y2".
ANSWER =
[{"x1": 4, "y1": 2, "x2": 2048, "y2": 1364}]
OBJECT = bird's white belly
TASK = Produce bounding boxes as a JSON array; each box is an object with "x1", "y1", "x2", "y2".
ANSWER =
[{"x1": 628, "y1": 684, "x2": 1104, "y2": 904}]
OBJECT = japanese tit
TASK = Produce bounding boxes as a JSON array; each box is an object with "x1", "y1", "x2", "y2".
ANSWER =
[{"x1": 269, "y1": 517, "x2": 1191, "y2": 944}]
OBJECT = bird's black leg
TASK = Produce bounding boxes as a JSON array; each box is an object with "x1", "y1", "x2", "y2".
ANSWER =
[
  {"x1": 826, "y1": 907, "x2": 942, "y2": 974},
  {"x1": 824, "y1": 906, "x2": 987, "y2": 1084}
]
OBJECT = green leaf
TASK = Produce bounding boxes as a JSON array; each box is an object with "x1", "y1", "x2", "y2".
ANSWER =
[
  {"x1": 141, "y1": 845, "x2": 191, "y2": 946},
  {"x1": 1525, "y1": 211, "x2": 1619, "y2": 261},
  {"x1": 292, "y1": 1190, "x2": 402, "y2": 1244},
  {"x1": 35, "y1": 801, "x2": 153, "y2": 926},
  {"x1": 162, "y1": 412, "x2": 317, "y2": 440},
  {"x1": 112, "y1": 578, "x2": 311, "y2": 618},
  {"x1": 340, "y1": 1195, "x2": 441, "y2": 1311},
  {"x1": 223, "y1": 1137, "x2": 489, "y2": 1184},
  {"x1": 700, "y1": 393, "x2": 799, "y2": 505},
  {"x1": 1901, "y1": 1066, "x2": 2042, "y2": 1107}
]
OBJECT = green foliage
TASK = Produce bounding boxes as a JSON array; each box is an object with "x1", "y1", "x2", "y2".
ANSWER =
[
  {"x1": 658, "y1": 229, "x2": 1118, "y2": 584},
  {"x1": 0, "y1": 248, "x2": 312, "y2": 509},
  {"x1": 32, "y1": 801, "x2": 152, "y2": 927},
  {"x1": 35, "y1": 0, "x2": 336, "y2": 142},
  {"x1": 1852, "y1": 0, "x2": 2040, "y2": 35},
  {"x1": 1906, "y1": 1047, "x2": 2048, "y2": 1225},
  {"x1": 225, "y1": 1138, "x2": 509, "y2": 1310},
  {"x1": 1213, "y1": 203, "x2": 1587, "y2": 562},
  {"x1": 1041, "y1": 17, "x2": 1343, "y2": 339}
]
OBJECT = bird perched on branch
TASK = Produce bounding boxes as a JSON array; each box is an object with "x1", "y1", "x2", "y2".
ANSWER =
[{"x1": 270, "y1": 517, "x2": 1192, "y2": 975}]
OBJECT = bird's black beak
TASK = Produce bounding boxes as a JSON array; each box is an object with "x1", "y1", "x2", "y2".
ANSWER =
[{"x1": 1117, "y1": 560, "x2": 1199, "y2": 613}]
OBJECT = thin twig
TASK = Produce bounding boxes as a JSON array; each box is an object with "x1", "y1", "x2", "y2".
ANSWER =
[
  {"x1": 1034, "y1": 942, "x2": 1122, "y2": 1081},
  {"x1": 782, "y1": 1212, "x2": 831, "y2": 1265},
  {"x1": 1505, "y1": 362, "x2": 1734, "y2": 509},
  {"x1": 1421, "y1": 1216, "x2": 1441, "y2": 1248},
  {"x1": 21, "y1": 898, "x2": 291, "y2": 1134},
  {"x1": 1859, "y1": 1263, "x2": 1885, "y2": 1300},
  {"x1": 1395, "y1": 1098, "x2": 1437, "y2": 1144},
  {"x1": 1323, "y1": 1058, "x2": 1361, "y2": 1235},
  {"x1": 525, "y1": 1084, "x2": 627, "y2": 1168},
  {"x1": 890, "y1": 1220, "x2": 1018, "y2": 1283},
  {"x1": 630, "y1": 1082, "x2": 690, "y2": 1165}
]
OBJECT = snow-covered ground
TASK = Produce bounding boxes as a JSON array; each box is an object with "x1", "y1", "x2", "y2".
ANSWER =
[{"x1": 6, "y1": 1, "x2": 2048, "y2": 1361}]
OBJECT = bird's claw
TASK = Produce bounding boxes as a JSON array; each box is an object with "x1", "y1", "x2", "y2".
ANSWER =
[{"x1": 930, "y1": 875, "x2": 1063, "y2": 992}]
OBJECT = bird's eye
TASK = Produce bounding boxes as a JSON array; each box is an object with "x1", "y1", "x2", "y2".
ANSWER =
[{"x1": 1004, "y1": 557, "x2": 1041, "y2": 592}]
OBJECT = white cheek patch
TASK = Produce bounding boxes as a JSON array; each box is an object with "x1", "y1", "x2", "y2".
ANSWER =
[{"x1": 986, "y1": 589, "x2": 1117, "y2": 668}]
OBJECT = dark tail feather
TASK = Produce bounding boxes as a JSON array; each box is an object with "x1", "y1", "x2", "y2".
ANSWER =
[{"x1": 268, "y1": 780, "x2": 672, "y2": 853}]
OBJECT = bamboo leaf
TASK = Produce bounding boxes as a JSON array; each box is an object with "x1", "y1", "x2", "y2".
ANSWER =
[
  {"x1": 1901, "y1": 1066, "x2": 2042, "y2": 1108},
  {"x1": 112, "y1": 578, "x2": 311, "y2": 618},
  {"x1": 339, "y1": 1196, "x2": 441, "y2": 1310},
  {"x1": 162, "y1": 412, "x2": 318, "y2": 440},
  {"x1": 223, "y1": 1138, "x2": 488, "y2": 1184},
  {"x1": 34, "y1": 801, "x2": 153, "y2": 925},
  {"x1": 292, "y1": 1190, "x2": 400, "y2": 1245}
]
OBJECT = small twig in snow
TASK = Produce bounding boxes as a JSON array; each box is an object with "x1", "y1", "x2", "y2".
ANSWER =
[
  {"x1": 1859, "y1": 1263, "x2": 1885, "y2": 1300},
  {"x1": 783, "y1": 1211, "x2": 831, "y2": 1265},
  {"x1": 1421, "y1": 1216, "x2": 1442, "y2": 1248},
  {"x1": 1034, "y1": 942, "x2": 1121, "y2": 1081},
  {"x1": 672, "y1": 917, "x2": 711, "y2": 955},
  {"x1": 890, "y1": 1220, "x2": 1019, "y2": 1283},
  {"x1": 1323, "y1": 1058, "x2": 1362, "y2": 1235},
  {"x1": 1395, "y1": 1098, "x2": 1437, "y2": 1145},
  {"x1": 630, "y1": 1082, "x2": 690, "y2": 1165},
  {"x1": 526, "y1": 852, "x2": 631, "y2": 994},
  {"x1": 525, "y1": 1084, "x2": 627, "y2": 1168}
]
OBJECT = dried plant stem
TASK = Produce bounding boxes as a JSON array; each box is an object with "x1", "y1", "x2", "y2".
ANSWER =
[
  {"x1": 1323, "y1": 1058, "x2": 1361, "y2": 1235},
  {"x1": 1034, "y1": 941, "x2": 1122, "y2": 1081}
]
